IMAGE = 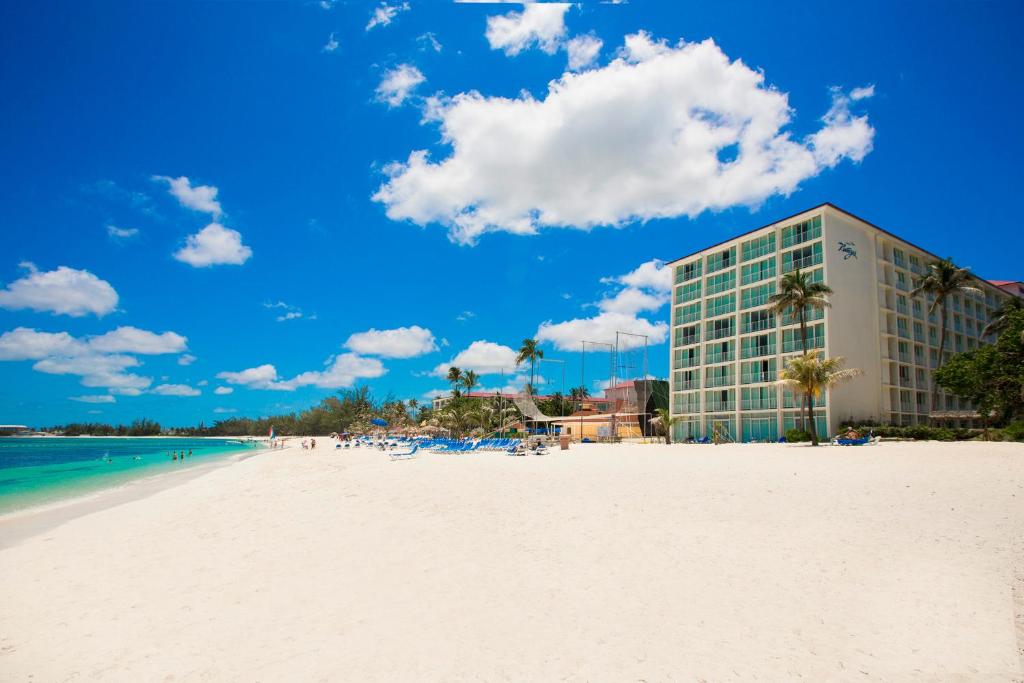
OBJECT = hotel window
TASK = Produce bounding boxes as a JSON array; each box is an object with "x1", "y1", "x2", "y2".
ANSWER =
[
  {"x1": 928, "y1": 327, "x2": 938, "y2": 346},
  {"x1": 705, "y1": 388, "x2": 736, "y2": 410},
  {"x1": 706, "y1": 270, "x2": 736, "y2": 295},
  {"x1": 912, "y1": 300, "x2": 923, "y2": 319},
  {"x1": 706, "y1": 246, "x2": 736, "y2": 274},
  {"x1": 742, "y1": 386, "x2": 777, "y2": 410},
  {"x1": 782, "y1": 324, "x2": 824, "y2": 352},
  {"x1": 675, "y1": 302, "x2": 701, "y2": 325},
  {"x1": 706, "y1": 316, "x2": 736, "y2": 341},
  {"x1": 673, "y1": 391, "x2": 700, "y2": 414},
  {"x1": 806, "y1": 268, "x2": 824, "y2": 284},
  {"x1": 893, "y1": 248, "x2": 906, "y2": 268},
  {"x1": 673, "y1": 369, "x2": 700, "y2": 391},
  {"x1": 780, "y1": 215, "x2": 822, "y2": 248},
  {"x1": 952, "y1": 295, "x2": 961, "y2": 312},
  {"x1": 929, "y1": 348, "x2": 938, "y2": 367},
  {"x1": 782, "y1": 386, "x2": 826, "y2": 409},
  {"x1": 675, "y1": 260, "x2": 702, "y2": 284},
  {"x1": 915, "y1": 368, "x2": 926, "y2": 386},
  {"x1": 741, "y1": 414, "x2": 779, "y2": 442},
  {"x1": 909, "y1": 254, "x2": 922, "y2": 273},
  {"x1": 741, "y1": 233, "x2": 775, "y2": 261},
  {"x1": 782, "y1": 242, "x2": 823, "y2": 272},
  {"x1": 896, "y1": 295, "x2": 908, "y2": 315},
  {"x1": 741, "y1": 282, "x2": 776, "y2": 309},
  {"x1": 897, "y1": 340, "x2": 910, "y2": 362},
  {"x1": 897, "y1": 318, "x2": 909, "y2": 338},
  {"x1": 965, "y1": 319, "x2": 975, "y2": 336},
  {"x1": 913, "y1": 321, "x2": 924, "y2": 342},
  {"x1": 895, "y1": 271, "x2": 908, "y2": 291},
  {"x1": 675, "y1": 324, "x2": 700, "y2": 347},
  {"x1": 741, "y1": 310, "x2": 775, "y2": 333},
  {"x1": 673, "y1": 347, "x2": 699, "y2": 369},
  {"x1": 953, "y1": 314, "x2": 962, "y2": 333},
  {"x1": 677, "y1": 280, "x2": 701, "y2": 303},
  {"x1": 705, "y1": 366, "x2": 734, "y2": 389},
  {"x1": 781, "y1": 304, "x2": 824, "y2": 326},
  {"x1": 914, "y1": 345, "x2": 925, "y2": 364},
  {"x1": 741, "y1": 332, "x2": 776, "y2": 358},
  {"x1": 740, "y1": 257, "x2": 776, "y2": 285},
  {"x1": 705, "y1": 340, "x2": 735, "y2": 364},
  {"x1": 706, "y1": 293, "x2": 736, "y2": 318},
  {"x1": 741, "y1": 358, "x2": 776, "y2": 384}
]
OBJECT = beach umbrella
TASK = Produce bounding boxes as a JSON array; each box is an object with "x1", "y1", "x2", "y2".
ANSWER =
[{"x1": 371, "y1": 418, "x2": 388, "y2": 427}]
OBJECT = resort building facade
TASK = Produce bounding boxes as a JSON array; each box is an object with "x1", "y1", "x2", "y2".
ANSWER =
[{"x1": 666, "y1": 203, "x2": 1016, "y2": 442}]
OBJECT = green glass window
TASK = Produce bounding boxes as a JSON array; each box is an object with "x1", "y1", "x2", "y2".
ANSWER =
[
  {"x1": 782, "y1": 242, "x2": 823, "y2": 273},
  {"x1": 706, "y1": 293, "x2": 736, "y2": 318},
  {"x1": 705, "y1": 270, "x2": 736, "y2": 295},
  {"x1": 675, "y1": 260, "x2": 702, "y2": 284},
  {"x1": 740, "y1": 257, "x2": 775, "y2": 285},
  {"x1": 782, "y1": 323, "x2": 824, "y2": 352},
  {"x1": 741, "y1": 358, "x2": 776, "y2": 384},
  {"x1": 676, "y1": 280, "x2": 701, "y2": 304},
  {"x1": 673, "y1": 369, "x2": 700, "y2": 391},
  {"x1": 741, "y1": 310, "x2": 775, "y2": 334},
  {"x1": 705, "y1": 316, "x2": 736, "y2": 341},
  {"x1": 741, "y1": 333, "x2": 776, "y2": 358},
  {"x1": 704, "y1": 388, "x2": 735, "y2": 410},
  {"x1": 673, "y1": 347, "x2": 700, "y2": 369},
  {"x1": 780, "y1": 304, "x2": 824, "y2": 326},
  {"x1": 675, "y1": 324, "x2": 700, "y2": 347},
  {"x1": 741, "y1": 386, "x2": 777, "y2": 410},
  {"x1": 741, "y1": 233, "x2": 775, "y2": 261},
  {"x1": 673, "y1": 392, "x2": 700, "y2": 414},
  {"x1": 780, "y1": 215, "x2": 822, "y2": 248},
  {"x1": 674, "y1": 301, "x2": 701, "y2": 326},
  {"x1": 706, "y1": 246, "x2": 736, "y2": 274},
  {"x1": 741, "y1": 282, "x2": 776, "y2": 309},
  {"x1": 705, "y1": 340, "x2": 735, "y2": 364}
]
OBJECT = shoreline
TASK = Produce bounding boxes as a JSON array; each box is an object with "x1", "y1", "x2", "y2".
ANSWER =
[{"x1": 0, "y1": 446, "x2": 271, "y2": 549}]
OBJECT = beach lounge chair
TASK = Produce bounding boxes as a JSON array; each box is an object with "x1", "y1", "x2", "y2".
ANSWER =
[{"x1": 389, "y1": 444, "x2": 418, "y2": 461}]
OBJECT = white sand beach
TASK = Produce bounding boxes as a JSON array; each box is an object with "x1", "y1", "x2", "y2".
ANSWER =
[{"x1": 1, "y1": 440, "x2": 1022, "y2": 681}]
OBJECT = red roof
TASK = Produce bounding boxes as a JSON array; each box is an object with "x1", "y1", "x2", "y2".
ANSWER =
[{"x1": 989, "y1": 280, "x2": 1022, "y2": 286}]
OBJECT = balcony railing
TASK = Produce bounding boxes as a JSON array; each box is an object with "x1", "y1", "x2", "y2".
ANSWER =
[
  {"x1": 741, "y1": 399, "x2": 777, "y2": 410},
  {"x1": 706, "y1": 375, "x2": 734, "y2": 388},
  {"x1": 742, "y1": 343, "x2": 776, "y2": 358},
  {"x1": 706, "y1": 401, "x2": 736, "y2": 411},
  {"x1": 741, "y1": 372, "x2": 775, "y2": 384},
  {"x1": 705, "y1": 351, "x2": 735, "y2": 364}
]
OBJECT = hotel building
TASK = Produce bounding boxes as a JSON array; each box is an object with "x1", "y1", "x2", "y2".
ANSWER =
[{"x1": 666, "y1": 203, "x2": 1018, "y2": 442}]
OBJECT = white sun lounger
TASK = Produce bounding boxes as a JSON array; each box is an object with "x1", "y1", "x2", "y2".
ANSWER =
[{"x1": 389, "y1": 444, "x2": 418, "y2": 461}]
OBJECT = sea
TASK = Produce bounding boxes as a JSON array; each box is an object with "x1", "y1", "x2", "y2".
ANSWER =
[{"x1": 0, "y1": 437, "x2": 261, "y2": 515}]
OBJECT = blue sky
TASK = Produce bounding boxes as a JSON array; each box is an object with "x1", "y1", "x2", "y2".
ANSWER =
[{"x1": 1, "y1": 1, "x2": 1022, "y2": 426}]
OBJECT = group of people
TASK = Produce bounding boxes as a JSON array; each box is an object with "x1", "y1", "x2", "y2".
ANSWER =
[
  {"x1": 167, "y1": 449, "x2": 193, "y2": 461},
  {"x1": 301, "y1": 439, "x2": 317, "y2": 450}
]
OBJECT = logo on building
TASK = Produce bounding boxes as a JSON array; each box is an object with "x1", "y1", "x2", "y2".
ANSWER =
[{"x1": 838, "y1": 241, "x2": 857, "y2": 260}]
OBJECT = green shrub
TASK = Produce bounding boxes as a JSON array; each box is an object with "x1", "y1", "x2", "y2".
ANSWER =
[
  {"x1": 784, "y1": 428, "x2": 811, "y2": 443},
  {"x1": 1002, "y1": 421, "x2": 1024, "y2": 442}
]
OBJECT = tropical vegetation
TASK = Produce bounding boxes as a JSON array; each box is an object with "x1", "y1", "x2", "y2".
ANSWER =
[{"x1": 777, "y1": 353, "x2": 862, "y2": 445}]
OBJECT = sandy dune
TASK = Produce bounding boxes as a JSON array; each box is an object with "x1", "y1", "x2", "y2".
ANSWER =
[{"x1": 1, "y1": 440, "x2": 1022, "y2": 681}]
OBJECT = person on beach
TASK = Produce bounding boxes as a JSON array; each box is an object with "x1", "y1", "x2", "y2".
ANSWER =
[
  {"x1": 188, "y1": 449, "x2": 193, "y2": 458},
  {"x1": 173, "y1": 451, "x2": 177, "y2": 460}
]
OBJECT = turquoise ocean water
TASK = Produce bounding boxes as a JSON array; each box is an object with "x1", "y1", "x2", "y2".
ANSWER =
[{"x1": 0, "y1": 437, "x2": 260, "y2": 515}]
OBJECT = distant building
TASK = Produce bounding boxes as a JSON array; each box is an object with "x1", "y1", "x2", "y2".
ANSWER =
[
  {"x1": 666, "y1": 203, "x2": 1017, "y2": 442},
  {"x1": 0, "y1": 424, "x2": 31, "y2": 436},
  {"x1": 989, "y1": 280, "x2": 1024, "y2": 299}
]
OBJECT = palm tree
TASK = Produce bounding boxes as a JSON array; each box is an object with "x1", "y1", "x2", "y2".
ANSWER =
[
  {"x1": 515, "y1": 338, "x2": 544, "y2": 395},
  {"x1": 461, "y1": 369, "x2": 479, "y2": 396},
  {"x1": 778, "y1": 353, "x2": 862, "y2": 445},
  {"x1": 446, "y1": 366, "x2": 463, "y2": 397},
  {"x1": 407, "y1": 398, "x2": 419, "y2": 411},
  {"x1": 981, "y1": 296, "x2": 1023, "y2": 338},
  {"x1": 910, "y1": 258, "x2": 982, "y2": 412},
  {"x1": 653, "y1": 407, "x2": 681, "y2": 444},
  {"x1": 769, "y1": 269, "x2": 833, "y2": 427}
]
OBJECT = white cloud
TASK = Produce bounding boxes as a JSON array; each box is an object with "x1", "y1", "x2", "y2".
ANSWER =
[
  {"x1": 596, "y1": 287, "x2": 666, "y2": 315},
  {"x1": 174, "y1": 223, "x2": 252, "y2": 267},
  {"x1": 197, "y1": 379, "x2": 208, "y2": 386},
  {"x1": 323, "y1": 32, "x2": 339, "y2": 52},
  {"x1": 0, "y1": 327, "x2": 86, "y2": 360},
  {"x1": 107, "y1": 225, "x2": 139, "y2": 239},
  {"x1": 601, "y1": 259, "x2": 672, "y2": 292},
  {"x1": 374, "y1": 34, "x2": 875, "y2": 245},
  {"x1": 418, "y1": 32, "x2": 442, "y2": 52},
  {"x1": 808, "y1": 86, "x2": 876, "y2": 167},
  {"x1": 456, "y1": 310, "x2": 475, "y2": 322},
  {"x1": 178, "y1": 354, "x2": 197, "y2": 366},
  {"x1": 34, "y1": 351, "x2": 152, "y2": 393},
  {"x1": 213, "y1": 407, "x2": 237, "y2": 414},
  {"x1": 70, "y1": 394, "x2": 116, "y2": 404},
  {"x1": 850, "y1": 84, "x2": 875, "y2": 101},
  {"x1": 89, "y1": 326, "x2": 188, "y2": 355},
  {"x1": 216, "y1": 355, "x2": 385, "y2": 391},
  {"x1": 214, "y1": 386, "x2": 234, "y2": 395},
  {"x1": 217, "y1": 364, "x2": 279, "y2": 388},
  {"x1": 376, "y1": 64, "x2": 426, "y2": 107},
  {"x1": 345, "y1": 325, "x2": 437, "y2": 358},
  {"x1": 432, "y1": 340, "x2": 518, "y2": 377},
  {"x1": 536, "y1": 310, "x2": 668, "y2": 351},
  {"x1": 278, "y1": 312, "x2": 303, "y2": 322},
  {"x1": 151, "y1": 383, "x2": 201, "y2": 397},
  {"x1": 0, "y1": 263, "x2": 118, "y2": 317},
  {"x1": 366, "y1": 1, "x2": 409, "y2": 31},
  {"x1": 153, "y1": 175, "x2": 222, "y2": 216},
  {"x1": 566, "y1": 33, "x2": 602, "y2": 70},
  {"x1": 485, "y1": 3, "x2": 570, "y2": 56}
]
